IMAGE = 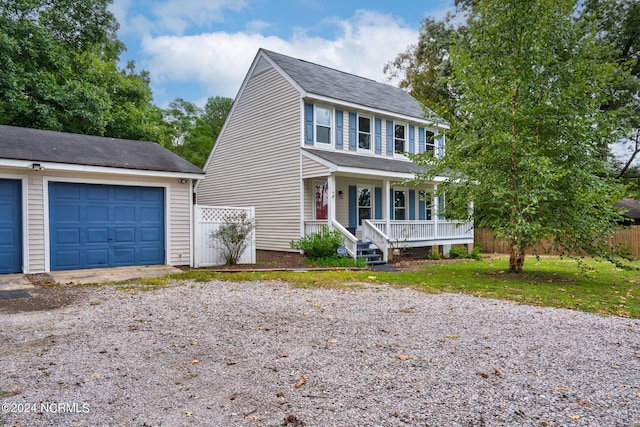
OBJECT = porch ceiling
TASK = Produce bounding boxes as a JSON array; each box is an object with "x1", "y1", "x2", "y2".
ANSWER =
[{"x1": 302, "y1": 148, "x2": 429, "y2": 176}]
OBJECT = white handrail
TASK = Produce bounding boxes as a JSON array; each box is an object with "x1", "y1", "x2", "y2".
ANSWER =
[
  {"x1": 362, "y1": 219, "x2": 390, "y2": 262},
  {"x1": 330, "y1": 219, "x2": 358, "y2": 258}
]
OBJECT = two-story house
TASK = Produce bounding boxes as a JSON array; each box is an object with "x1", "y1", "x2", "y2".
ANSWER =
[{"x1": 196, "y1": 49, "x2": 473, "y2": 264}]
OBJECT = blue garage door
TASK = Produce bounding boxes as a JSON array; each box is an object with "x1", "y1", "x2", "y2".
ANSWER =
[
  {"x1": 49, "y1": 183, "x2": 165, "y2": 271},
  {"x1": 0, "y1": 179, "x2": 22, "y2": 274}
]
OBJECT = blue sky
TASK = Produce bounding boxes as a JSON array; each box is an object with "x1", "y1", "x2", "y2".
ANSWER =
[{"x1": 109, "y1": 0, "x2": 455, "y2": 107}]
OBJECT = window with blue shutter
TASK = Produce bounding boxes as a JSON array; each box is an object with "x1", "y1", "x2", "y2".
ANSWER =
[
  {"x1": 409, "y1": 190, "x2": 415, "y2": 220},
  {"x1": 419, "y1": 127, "x2": 425, "y2": 154},
  {"x1": 375, "y1": 118, "x2": 382, "y2": 154},
  {"x1": 386, "y1": 120, "x2": 393, "y2": 155},
  {"x1": 348, "y1": 186, "x2": 357, "y2": 228},
  {"x1": 389, "y1": 188, "x2": 394, "y2": 219},
  {"x1": 409, "y1": 125, "x2": 415, "y2": 154},
  {"x1": 437, "y1": 133, "x2": 445, "y2": 158},
  {"x1": 374, "y1": 187, "x2": 382, "y2": 219},
  {"x1": 348, "y1": 112, "x2": 357, "y2": 151},
  {"x1": 304, "y1": 103, "x2": 314, "y2": 145},
  {"x1": 335, "y1": 109, "x2": 344, "y2": 149},
  {"x1": 438, "y1": 195, "x2": 445, "y2": 220}
]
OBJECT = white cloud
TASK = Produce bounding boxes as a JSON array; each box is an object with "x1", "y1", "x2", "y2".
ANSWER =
[{"x1": 141, "y1": 10, "x2": 418, "y2": 101}]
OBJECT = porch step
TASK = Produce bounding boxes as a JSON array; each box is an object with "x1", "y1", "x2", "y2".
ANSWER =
[{"x1": 356, "y1": 241, "x2": 385, "y2": 266}]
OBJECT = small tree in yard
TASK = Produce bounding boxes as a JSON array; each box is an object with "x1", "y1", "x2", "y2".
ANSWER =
[
  {"x1": 210, "y1": 212, "x2": 255, "y2": 265},
  {"x1": 413, "y1": 0, "x2": 627, "y2": 273}
]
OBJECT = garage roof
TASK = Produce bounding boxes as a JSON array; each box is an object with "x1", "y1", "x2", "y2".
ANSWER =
[{"x1": 0, "y1": 125, "x2": 203, "y2": 174}]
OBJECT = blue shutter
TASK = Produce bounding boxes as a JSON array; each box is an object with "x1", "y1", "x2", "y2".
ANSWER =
[
  {"x1": 409, "y1": 125, "x2": 415, "y2": 154},
  {"x1": 438, "y1": 195, "x2": 445, "y2": 220},
  {"x1": 419, "y1": 127, "x2": 425, "y2": 154},
  {"x1": 304, "y1": 103, "x2": 314, "y2": 145},
  {"x1": 389, "y1": 188, "x2": 394, "y2": 219},
  {"x1": 419, "y1": 198, "x2": 426, "y2": 220},
  {"x1": 375, "y1": 118, "x2": 382, "y2": 154},
  {"x1": 348, "y1": 186, "x2": 357, "y2": 228},
  {"x1": 374, "y1": 187, "x2": 382, "y2": 219},
  {"x1": 409, "y1": 190, "x2": 415, "y2": 220},
  {"x1": 335, "y1": 109, "x2": 343, "y2": 149},
  {"x1": 386, "y1": 120, "x2": 393, "y2": 155},
  {"x1": 348, "y1": 112, "x2": 357, "y2": 151},
  {"x1": 437, "y1": 133, "x2": 445, "y2": 158}
]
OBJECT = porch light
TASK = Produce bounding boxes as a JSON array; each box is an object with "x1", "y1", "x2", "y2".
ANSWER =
[
  {"x1": 338, "y1": 190, "x2": 344, "y2": 199},
  {"x1": 177, "y1": 178, "x2": 188, "y2": 184},
  {"x1": 30, "y1": 163, "x2": 44, "y2": 171}
]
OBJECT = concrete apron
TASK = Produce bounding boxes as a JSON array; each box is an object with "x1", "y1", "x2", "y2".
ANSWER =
[{"x1": 0, "y1": 265, "x2": 182, "y2": 291}]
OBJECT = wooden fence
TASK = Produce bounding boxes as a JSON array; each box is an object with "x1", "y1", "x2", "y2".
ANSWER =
[{"x1": 475, "y1": 226, "x2": 640, "y2": 258}]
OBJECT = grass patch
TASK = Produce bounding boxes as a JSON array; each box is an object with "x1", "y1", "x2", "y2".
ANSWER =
[
  {"x1": 304, "y1": 256, "x2": 368, "y2": 268},
  {"x1": 174, "y1": 256, "x2": 640, "y2": 317}
]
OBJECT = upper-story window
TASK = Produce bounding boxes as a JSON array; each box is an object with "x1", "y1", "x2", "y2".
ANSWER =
[
  {"x1": 315, "y1": 106, "x2": 332, "y2": 145},
  {"x1": 358, "y1": 115, "x2": 371, "y2": 151},
  {"x1": 425, "y1": 130, "x2": 435, "y2": 156},
  {"x1": 394, "y1": 123, "x2": 407, "y2": 154}
]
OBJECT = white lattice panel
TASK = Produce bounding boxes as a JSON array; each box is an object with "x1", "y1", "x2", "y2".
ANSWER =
[
  {"x1": 194, "y1": 205, "x2": 256, "y2": 267},
  {"x1": 199, "y1": 207, "x2": 251, "y2": 223}
]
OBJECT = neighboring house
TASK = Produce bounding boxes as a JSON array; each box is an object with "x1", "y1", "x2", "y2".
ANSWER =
[
  {"x1": 617, "y1": 198, "x2": 640, "y2": 226},
  {"x1": 196, "y1": 49, "x2": 473, "y2": 263},
  {"x1": 0, "y1": 125, "x2": 204, "y2": 274}
]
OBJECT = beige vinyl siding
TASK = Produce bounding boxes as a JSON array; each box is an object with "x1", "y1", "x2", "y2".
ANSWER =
[
  {"x1": 0, "y1": 167, "x2": 192, "y2": 273},
  {"x1": 197, "y1": 66, "x2": 301, "y2": 252},
  {"x1": 26, "y1": 173, "x2": 45, "y2": 272},
  {"x1": 302, "y1": 157, "x2": 329, "y2": 179}
]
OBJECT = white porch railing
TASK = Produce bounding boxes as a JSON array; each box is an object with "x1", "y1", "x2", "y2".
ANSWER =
[
  {"x1": 362, "y1": 220, "x2": 390, "y2": 262},
  {"x1": 367, "y1": 220, "x2": 473, "y2": 245},
  {"x1": 331, "y1": 220, "x2": 358, "y2": 258},
  {"x1": 303, "y1": 220, "x2": 358, "y2": 258}
]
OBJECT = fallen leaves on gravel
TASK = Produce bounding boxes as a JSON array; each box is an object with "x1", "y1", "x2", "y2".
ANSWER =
[
  {"x1": 494, "y1": 367, "x2": 504, "y2": 378},
  {"x1": 397, "y1": 355, "x2": 409, "y2": 361},
  {"x1": 294, "y1": 374, "x2": 307, "y2": 388},
  {"x1": 226, "y1": 360, "x2": 237, "y2": 365},
  {"x1": 278, "y1": 352, "x2": 289, "y2": 358}
]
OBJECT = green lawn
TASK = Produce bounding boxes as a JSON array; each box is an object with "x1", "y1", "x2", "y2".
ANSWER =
[{"x1": 159, "y1": 256, "x2": 639, "y2": 318}]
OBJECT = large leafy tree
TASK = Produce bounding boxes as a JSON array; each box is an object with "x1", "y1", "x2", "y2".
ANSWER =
[
  {"x1": 0, "y1": 0, "x2": 161, "y2": 140},
  {"x1": 415, "y1": 0, "x2": 626, "y2": 273},
  {"x1": 159, "y1": 96, "x2": 232, "y2": 168}
]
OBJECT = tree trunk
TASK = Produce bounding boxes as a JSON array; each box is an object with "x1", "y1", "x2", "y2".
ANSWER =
[{"x1": 509, "y1": 246, "x2": 526, "y2": 273}]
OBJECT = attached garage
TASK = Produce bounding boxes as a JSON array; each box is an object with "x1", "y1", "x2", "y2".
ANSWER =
[
  {"x1": 49, "y1": 183, "x2": 165, "y2": 270},
  {"x1": 0, "y1": 178, "x2": 22, "y2": 273},
  {"x1": 0, "y1": 125, "x2": 204, "y2": 274}
]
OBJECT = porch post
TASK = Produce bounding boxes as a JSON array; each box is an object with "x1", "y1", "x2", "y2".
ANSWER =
[
  {"x1": 327, "y1": 174, "x2": 336, "y2": 225},
  {"x1": 433, "y1": 184, "x2": 439, "y2": 237},
  {"x1": 383, "y1": 179, "x2": 390, "y2": 231},
  {"x1": 433, "y1": 184, "x2": 439, "y2": 254}
]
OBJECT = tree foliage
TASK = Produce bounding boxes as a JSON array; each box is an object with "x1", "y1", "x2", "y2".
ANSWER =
[
  {"x1": 413, "y1": 0, "x2": 626, "y2": 273},
  {"x1": 158, "y1": 96, "x2": 232, "y2": 168},
  {"x1": 0, "y1": 0, "x2": 161, "y2": 140}
]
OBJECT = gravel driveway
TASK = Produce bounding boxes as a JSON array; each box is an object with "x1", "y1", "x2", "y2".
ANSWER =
[{"x1": 1, "y1": 280, "x2": 639, "y2": 426}]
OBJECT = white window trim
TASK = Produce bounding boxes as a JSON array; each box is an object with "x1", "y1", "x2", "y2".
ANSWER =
[
  {"x1": 314, "y1": 105, "x2": 333, "y2": 148},
  {"x1": 356, "y1": 184, "x2": 374, "y2": 229},
  {"x1": 357, "y1": 114, "x2": 373, "y2": 154},
  {"x1": 393, "y1": 122, "x2": 408, "y2": 158},
  {"x1": 393, "y1": 187, "x2": 408, "y2": 221},
  {"x1": 425, "y1": 128, "x2": 436, "y2": 157}
]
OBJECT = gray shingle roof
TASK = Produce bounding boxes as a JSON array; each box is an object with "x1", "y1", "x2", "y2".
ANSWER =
[
  {"x1": 262, "y1": 49, "x2": 427, "y2": 119},
  {"x1": 303, "y1": 148, "x2": 427, "y2": 174},
  {"x1": 0, "y1": 125, "x2": 203, "y2": 174}
]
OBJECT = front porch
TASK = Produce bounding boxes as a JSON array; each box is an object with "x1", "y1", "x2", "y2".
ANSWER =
[{"x1": 304, "y1": 218, "x2": 474, "y2": 263}]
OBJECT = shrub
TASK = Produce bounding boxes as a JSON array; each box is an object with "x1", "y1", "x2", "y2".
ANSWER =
[
  {"x1": 448, "y1": 246, "x2": 469, "y2": 259},
  {"x1": 429, "y1": 250, "x2": 442, "y2": 260},
  {"x1": 209, "y1": 212, "x2": 255, "y2": 265},
  {"x1": 290, "y1": 226, "x2": 345, "y2": 259}
]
